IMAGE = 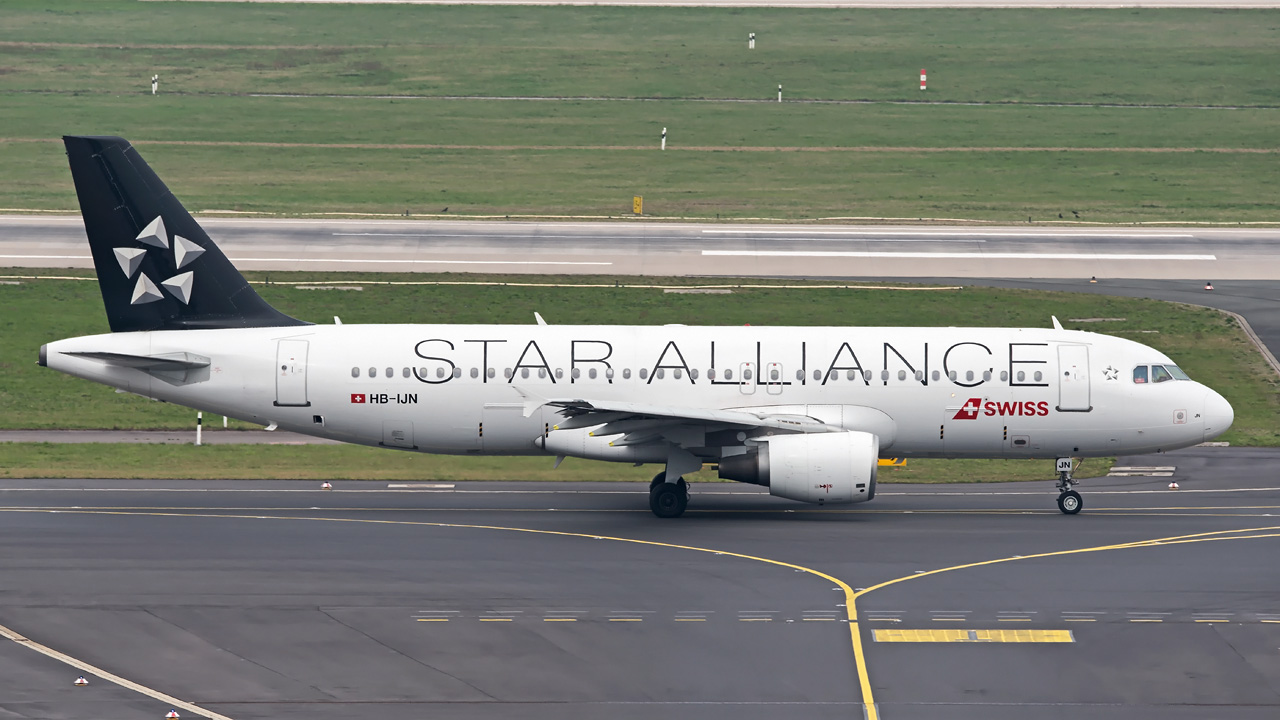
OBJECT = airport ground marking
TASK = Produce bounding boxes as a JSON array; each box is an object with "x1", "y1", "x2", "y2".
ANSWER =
[
  {"x1": 0, "y1": 620, "x2": 234, "y2": 720},
  {"x1": 11, "y1": 509, "x2": 1279, "y2": 720},
  {"x1": 0, "y1": 508, "x2": 882, "y2": 720},
  {"x1": 873, "y1": 629, "x2": 1073, "y2": 643}
]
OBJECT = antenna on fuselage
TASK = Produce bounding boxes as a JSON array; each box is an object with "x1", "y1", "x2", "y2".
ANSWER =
[
  {"x1": 535, "y1": 312, "x2": 548, "y2": 326},
  {"x1": 1051, "y1": 316, "x2": 1063, "y2": 330}
]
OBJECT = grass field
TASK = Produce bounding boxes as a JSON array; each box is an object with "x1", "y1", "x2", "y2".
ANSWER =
[
  {"x1": 4, "y1": 270, "x2": 1277, "y2": 447},
  {"x1": 2, "y1": 2, "x2": 1278, "y2": 221},
  {"x1": 0, "y1": 443, "x2": 1114, "y2": 484}
]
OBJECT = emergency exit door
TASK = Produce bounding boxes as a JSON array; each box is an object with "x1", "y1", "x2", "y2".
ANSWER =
[{"x1": 274, "y1": 339, "x2": 310, "y2": 407}]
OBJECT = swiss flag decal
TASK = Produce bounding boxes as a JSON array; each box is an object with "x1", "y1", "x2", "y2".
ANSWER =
[
  {"x1": 952, "y1": 398, "x2": 982, "y2": 420},
  {"x1": 350, "y1": 393, "x2": 366, "y2": 404}
]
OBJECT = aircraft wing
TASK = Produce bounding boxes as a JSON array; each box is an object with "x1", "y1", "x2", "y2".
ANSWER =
[{"x1": 515, "y1": 388, "x2": 838, "y2": 437}]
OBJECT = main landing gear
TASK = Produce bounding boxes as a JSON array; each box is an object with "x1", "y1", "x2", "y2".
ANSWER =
[
  {"x1": 1055, "y1": 457, "x2": 1082, "y2": 515},
  {"x1": 649, "y1": 471, "x2": 689, "y2": 519}
]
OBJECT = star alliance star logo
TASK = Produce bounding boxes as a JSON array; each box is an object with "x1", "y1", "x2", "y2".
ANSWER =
[
  {"x1": 1103, "y1": 365, "x2": 1119, "y2": 381},
  {"x1": 112, "y1": 216, "x2": 205, "y2": 306}
]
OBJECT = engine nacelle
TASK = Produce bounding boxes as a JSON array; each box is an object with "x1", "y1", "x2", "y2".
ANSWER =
[{"x1": 718, "y1": 431, "x2": 878, "y2": 504}]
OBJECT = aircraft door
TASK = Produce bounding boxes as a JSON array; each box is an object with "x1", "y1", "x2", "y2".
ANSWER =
[
  {"x1": 765, "y1": 362, "x2": 784, "y2": 395},
  {"x1": 739, "y1": 362, "x2": 756, "y2": 395},
  {"x1": 274, "y1": 339, "x2": 310, "y2": 407},
  {"x1": 1057, "y1": 345, "x2": 1092, "y2": 412},
  {"x1": 382, "y1": 421, "x2": 415, "y2": 449}
]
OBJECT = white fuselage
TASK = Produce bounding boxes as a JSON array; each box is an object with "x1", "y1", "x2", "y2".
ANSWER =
[{"x1": 44, "y1": 323, "x2": 1231, "y2": 462}]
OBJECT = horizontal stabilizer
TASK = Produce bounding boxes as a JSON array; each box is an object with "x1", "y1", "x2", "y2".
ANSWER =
[{"x1": 63, "y1": 351, "x2": 211, "y2": 371}]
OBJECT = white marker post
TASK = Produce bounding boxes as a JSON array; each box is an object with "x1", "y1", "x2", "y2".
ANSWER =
[
  {"x1": 151, "y1": 74, "x2": 158, "y2": 95},
  {"x1": 661, "y1": 127, "x2": 666, "y2": 151},
  {"x1": 223, "y1": 415, "x2": 228, "y2": 428},
  {"x1": 196, "y1": 411, "x2": 202, "y2": 446},
  {"x1": 777, "y1": 84, "x2": 782, "y2": 103},
  {"x1": 920, "y1": 69, "x2": 926, "y2": 91},
  {"x1": 748, "y1": 32, "x2": 755, "y2": 50}
]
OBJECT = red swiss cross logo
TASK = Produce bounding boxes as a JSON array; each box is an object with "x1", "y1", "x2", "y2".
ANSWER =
[
  {"x1": 952, "y1": 398, "x2": 983, "y2": 420},
  {"x1": 350, "y1": 393, "x2": 366, "y2": 404}
]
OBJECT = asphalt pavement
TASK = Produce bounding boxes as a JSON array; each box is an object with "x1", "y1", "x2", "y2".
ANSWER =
[{"x1": 1, "y1": 446, "x2": 1277, "y2": 719}]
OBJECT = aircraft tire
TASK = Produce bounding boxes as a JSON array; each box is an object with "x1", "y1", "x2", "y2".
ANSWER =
[
  {"x1": 650, "y1": 481, "x2": 688, "y2": 518},
  {"x1": 1057, "y1": 490, "x2": 1083, "y2": 515},
  {"x1": 650, "y1": 471, "x2": 667, "y2": 490}
]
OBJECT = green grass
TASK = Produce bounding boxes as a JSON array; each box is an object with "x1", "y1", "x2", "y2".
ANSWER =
[
  {"x1": 3, "y1": 270, "x2": 1278, "y2": 446},
  {"x1": 2, "y1": 2, "x2": 1279, "y2": 221},
  {"x1": 0, "y1": 443, "x2": 1112, "y2": 483}
]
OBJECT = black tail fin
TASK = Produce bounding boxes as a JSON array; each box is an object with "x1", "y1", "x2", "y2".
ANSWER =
[{"x1": 63, "y1": 136, "x2": 307, "y2": 332}]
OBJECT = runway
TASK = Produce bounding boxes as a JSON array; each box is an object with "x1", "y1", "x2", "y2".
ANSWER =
[
  {"x1": 1, "y1": 446, "x2": 1277, "y2": 719},
  {"x1": 3, "y1": 215, "x2": 1278, "y2": 280}
]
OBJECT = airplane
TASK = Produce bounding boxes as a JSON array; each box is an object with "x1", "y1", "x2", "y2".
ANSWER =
[{"x1": 39, "y1": 136, "x2": 1234, "y2": 518}]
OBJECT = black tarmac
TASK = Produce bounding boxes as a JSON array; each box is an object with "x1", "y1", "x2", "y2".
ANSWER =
[{"x1": 1, "y1": 447, "x2": 1277, "y2": 719}]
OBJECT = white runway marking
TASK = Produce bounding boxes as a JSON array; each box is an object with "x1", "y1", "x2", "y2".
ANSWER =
[
  {"x1": 702, "y1": 250, "x2": 1216, "y2": 261},
  {"x1": 701, "y1": 230, "x2": 1195, "y2": 238},
  {"x1": 0, "y1": 622, "x2": 234, "y2": 720}
]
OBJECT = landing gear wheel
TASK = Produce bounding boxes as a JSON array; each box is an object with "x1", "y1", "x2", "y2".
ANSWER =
[
  {"x1": 650, "y1": 471, "x2": 667, "y2": 491},
  {"x1": 1057, "y1": 490, "x2": 1083, "y2": 515},
  {"x1": 649, "y1": 479, "x2": 689, "y2": 518}
]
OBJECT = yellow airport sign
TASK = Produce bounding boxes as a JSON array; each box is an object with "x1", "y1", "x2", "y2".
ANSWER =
[
  {"x1": 633, "y1": 196, "x2": 643, "y2": 215},
  {"x1": 878, "y1": 458, "x2": 906, "y2": 467}
]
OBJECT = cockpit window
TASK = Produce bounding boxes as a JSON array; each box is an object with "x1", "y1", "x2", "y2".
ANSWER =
[
  {"x1": 1151, "y1": 365, "x2": 1173, "y2": 383},
  {"x1": 1132, "y1": 366, "x2": 1148, "y2": 384},
  {"x1": 1135, "y1": 364, "x2": 1190, "y2": 384},
  {"x1": 1166, "y1": 365, "x2": 1190, "y2": 380}
]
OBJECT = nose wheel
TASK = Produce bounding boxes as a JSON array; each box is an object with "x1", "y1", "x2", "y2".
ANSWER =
[{"x1": 1055, "y1": 457, "x2": 1083, "y2": 515}]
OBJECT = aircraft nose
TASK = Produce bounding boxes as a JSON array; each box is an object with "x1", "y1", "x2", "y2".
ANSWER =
[{"x1": 1202, "y1": 388, "x2": 1234, "y2": 441}]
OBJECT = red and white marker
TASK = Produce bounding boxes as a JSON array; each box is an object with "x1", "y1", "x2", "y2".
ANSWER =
[
  {"x1": 1168, "y1": 481, "x2": 1180, "y2": 490},
  {"x1": 73, "y1": 676, "x2": 88, "y2": 686},
  {"x1": 1204, "y1": 281, "x2": 1214, "y2": 291},
  {"x1": 165, "y1": 712, "x2": 181, "y2": 719},
  {"x1": 321, "y1": 482, "x2": 333, "y2": 490},
  {"x1": 920, "y1": 69, "x2": 927, "y2": 91}
]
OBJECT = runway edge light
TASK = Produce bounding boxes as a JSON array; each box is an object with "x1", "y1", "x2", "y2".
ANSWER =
[
  {"x1": 165, "y1": 712, "x2": 180, "y2": 719},
  {"x1": 321, "y1": 482, "x2": 333, "y2": 490},
  {"x1": 73, "y1": 676, "x2": 88, "y2": 686},
  {"x1": 1169, "y1": 481, "x2": 1180, "y2": 489}
]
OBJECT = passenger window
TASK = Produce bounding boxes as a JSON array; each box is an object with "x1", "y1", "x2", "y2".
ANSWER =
[
  {"x1": 769, "y1": 369, "x2": 778, "y2": 381},
  {"x1": 639, "y1": 368, "x2": 649, "y2": 379},
  {"x1": 471, "y1": 368, "x2": 479, "y2": 379},
  {"x1": 743, "y1": 369, "x2": 752, "y2": 380},
  {"x1": 419, "y1": 367, "x2": 427, "y2": 377},
  {"x1": 589, "y1": 368, "x2": 598, "y2": 379},
  {"x1": 914, "y1": 371, "x2": 923, "y2": 382},
  {"x1": 607, "y1": 368, "x2": 616, "y2": 379},
  {"x1": 949, "y1": 371, "x2": 957, "y2": 381},
  {"x1": 555, "y1": 368, "x2": 563, "y2": 379},
  {"x1": 521, "y1": 368, "x2": 530, "y2": 379},
  {"x1": 351, "y1": 367, "x2": 360, "y2": 378},
  {"x1": 403, "y1": 367, "x2": 410, "y2": 378},
  {"x1": 623, "y1": 368, "x2": 632, "y2": 379},
  {"x1": 1000, "y1": 371, "x2": 1008, "y2": 382},
  {"x1": 369, "y1": 367, "x2": 377, "y2": 378},
  {"x1": 983, "y1": 370, "x2": 992, "y2": 382},
  {"x1": 846, "y1": 369, "x2": 855, "y2": 381},
  {"x1": 965, "y1": 370, "x2": 974, "y2": 382},
  {"x1": 657, "y1": 368, "x2": 666, "y2": 379},
  {"x1": 1133, "y1": 366, "x2": 1148, "y2": 384},
  {"x1": 487, "y1": 368, "x2": 496, "y2": 379},
  {"x1": 724, "y1": 369, "x2": 732, "y2": 380},
  {"x1": 881, "y1": 370, "x2": 890, "y2": 381},
  {"x1": 796, "y1": 369, "x2": 804, "y2": 381},
  {"x1": 708, "y1": 369, "x2": 717, "y2": 380},
  {"x1": 538, "y1": 368, "x2": 546, "y2": 379},
  {"x1": 689, "y1": 369, "x2": 697, "y2": 380},
  {"x1": 813, "y1": 369, "x2": 822, "y2": 381},
  {"x1": 1017, "y1": 371, "x2": 1025, "y2": 382},
  {"x1": 1033, "y1": 371, "x2": 1043, "y2": 382},
  {"x1": 385, "y1": 367, "x2": 393, "y2": 378},
  {"x1": 453, "y1": 367, "x2": 462, "y2": 378},
  {"x1": 828, "y1": 371, "x2": 838, "y2": 382},
  {"x1": 437, "y1": 367, "x2": 446, "y2": 379},
  {"x1": 1151, "y1": 365, "x2": 1173, "y2": 383},
  {"x1": 572, "y1": 368, "x2": 581, "y2": 379},
  {"x1": 504, "y1": 368, "x2": 513, "y2": 379},
  {"x1": 932, "y1": 370, "x2": 940, "y2": 381},
  {"x1": 675, "y1": 368, "x2": 683, "y2": 379}
]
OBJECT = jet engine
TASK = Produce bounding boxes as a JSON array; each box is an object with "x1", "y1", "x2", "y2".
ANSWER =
[{"x1": 718, "y1": 431, "x2": 878, "y2": 504}]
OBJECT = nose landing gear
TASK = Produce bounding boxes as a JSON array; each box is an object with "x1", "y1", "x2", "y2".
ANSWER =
[{"x1": 1055, "y1": 457, "x2": 1082, "y2": 515}]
